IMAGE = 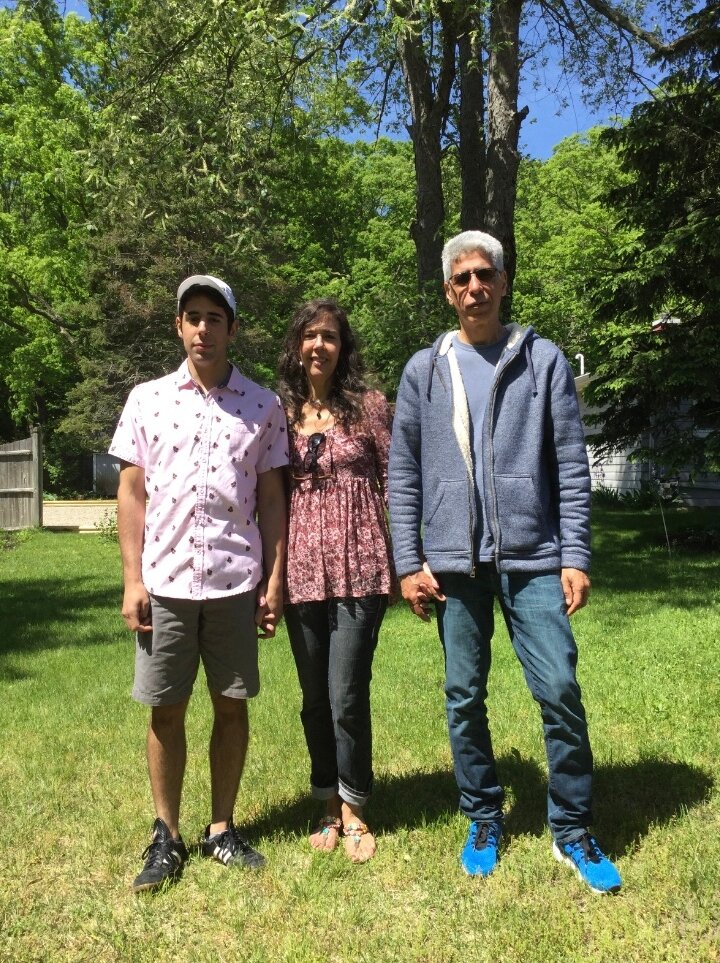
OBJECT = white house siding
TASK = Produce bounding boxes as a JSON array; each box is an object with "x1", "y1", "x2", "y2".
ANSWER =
[
  {"x1": 587, "y1": 448, "x2": 650, "y2": 494},
  {"x1": 574, "y1": 374, "x2": 647, "y2": 495},
  {"x1": 574, "y1": 373, "x2": 720, "y2": 504},
  {"x1": 676, "y1": 471, "x2": 720, "y2": 507}
]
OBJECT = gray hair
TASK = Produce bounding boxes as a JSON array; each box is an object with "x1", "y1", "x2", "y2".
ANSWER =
[{"x1": 441, "y1": 231, "x2": 504, "y2": 280}]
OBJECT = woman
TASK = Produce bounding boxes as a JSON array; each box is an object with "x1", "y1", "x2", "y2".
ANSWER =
[{"x1": 279, "y1": 298, "x2": 393, "y2": 863}]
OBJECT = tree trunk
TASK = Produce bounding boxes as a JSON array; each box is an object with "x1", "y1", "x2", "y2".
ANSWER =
[
  {"x1": 486, "y1": 0, "x2": 527, "y2": 288},
  {"x1": 406, "y1": 103, "x2": 445, "y2": 286},
  {"x1": 458, "y1": 14, "x2": 487, "y2": 231},
  {"x1": 394, "y1": 1, "x2": 458, "y2": 285}
]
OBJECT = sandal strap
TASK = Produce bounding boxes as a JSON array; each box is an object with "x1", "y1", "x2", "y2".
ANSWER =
[
  {"x1": 344, "y1": 821, "x2": 369, "y2": 839},
  {"x1": 316, "y1": 816, "x2": 341, "y2": 835}
]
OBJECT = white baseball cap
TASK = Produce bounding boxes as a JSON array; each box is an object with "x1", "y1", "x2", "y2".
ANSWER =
[{"x1": 177, "y1": 274, "x2": 236, "y2": 320}]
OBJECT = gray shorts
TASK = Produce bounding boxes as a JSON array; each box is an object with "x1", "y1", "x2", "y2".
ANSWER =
[{"x1": 133, "y1": 592, "x2": 259, "y2": 706}]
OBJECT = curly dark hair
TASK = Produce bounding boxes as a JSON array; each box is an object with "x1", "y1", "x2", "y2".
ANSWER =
[{"x1": 278, "y1": 299, "x2": 368, "y2": 429}]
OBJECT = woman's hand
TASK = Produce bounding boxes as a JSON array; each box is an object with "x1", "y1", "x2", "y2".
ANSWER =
[{"x1": 400, "y1": 562, "x2": 445, "y2": 622}]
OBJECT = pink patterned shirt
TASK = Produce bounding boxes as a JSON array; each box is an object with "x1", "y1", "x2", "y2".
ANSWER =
[
  {"x1": 109, "y1": 361, "x2": 288, "y2": 600},
  {"x1": 285, "y1": 390, "x2": 394, "y2": 604}
]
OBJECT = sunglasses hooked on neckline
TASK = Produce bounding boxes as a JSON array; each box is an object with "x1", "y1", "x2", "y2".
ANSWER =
[
  {"x1": 292, "y1": 431, "x2": 335, "y2": 483},
  {"x1": 303, "y1": 432, "x2": 326, "y2": 473}
]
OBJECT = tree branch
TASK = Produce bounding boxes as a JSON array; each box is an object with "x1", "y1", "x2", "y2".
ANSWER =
[
  {"x1": 375, "y1": 59, "x2": 397, "y2": 140},
  {"x1": 7, "y1": 276, "x2": 77, "y2": 344},
  {"x1": 579, "y1": 0, "x2": 709, "y2": 59}
]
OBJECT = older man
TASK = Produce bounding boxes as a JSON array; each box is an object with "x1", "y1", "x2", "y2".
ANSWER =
[
  {"x1": 110, "y1": 275, "x2": 287, "y2": 892},
  {"x1": 388, "y1": 231, "x2": 621, "y2": 893}
]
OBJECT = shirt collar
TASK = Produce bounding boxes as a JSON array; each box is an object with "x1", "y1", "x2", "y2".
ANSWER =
[{"x1": 174, "y1": 360, "x2": 245, "y2": 394}]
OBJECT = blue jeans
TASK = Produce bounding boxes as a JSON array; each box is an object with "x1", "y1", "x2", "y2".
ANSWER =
[
  {"x1": 436, "y1": 566, "x2": 593, "y2": 843},
  {"x1": 285, "y1": 595, "x2": 387, "y2": 807}
]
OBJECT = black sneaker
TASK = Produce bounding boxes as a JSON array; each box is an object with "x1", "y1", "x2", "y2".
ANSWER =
[
  {"x1": 200, "y1": 820, "x2": 266, "y2": 870},
  {"x1": 132, "y1": 817, "x2": 188, "y2": 893}
]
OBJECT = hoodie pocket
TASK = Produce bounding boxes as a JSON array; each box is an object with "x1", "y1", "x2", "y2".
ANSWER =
[
  {"x1": 423, "y1": 479, "x2": 469, "y2": 555},
  {"x1": 493, "y1": 474, "x2": 545, "y2": 552}
]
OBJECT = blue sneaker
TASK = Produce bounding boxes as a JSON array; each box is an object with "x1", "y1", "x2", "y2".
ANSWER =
[
  {"x1": 461, "y1": 820, "x2": 502, "y2": 877},
  {"x1": 552, "y1": 833, "x2": 622, "y2": 894}
]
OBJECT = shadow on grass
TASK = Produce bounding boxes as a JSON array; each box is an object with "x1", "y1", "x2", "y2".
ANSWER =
[
  {"x1": 591, "y1": 556, "x2": 718, "y2": 608},
  {"x1": 244, "y1": 755, "x2": 713, "y2": 859},
  {"x1": 0, "y1": 662, "x2": 31, "y2": 682},
  {"x1": 594, "y1": 757, "x2": 714, "y2": 854},
  {"x1": 590, "y1": 506, "x2": 720, "y2": 606},
  {"x1": 0, "y1": 572, "x2": 121, "y2": 677}
]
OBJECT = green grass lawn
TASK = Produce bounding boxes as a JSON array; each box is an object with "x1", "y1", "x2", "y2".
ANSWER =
[{"x1": 1, "y1": 507, "x2": 718, "y2": 962}]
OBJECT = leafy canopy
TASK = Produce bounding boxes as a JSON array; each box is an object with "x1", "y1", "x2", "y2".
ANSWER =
[{"x1": 585, "y1": 13, "x2": 720, "y2": 474}]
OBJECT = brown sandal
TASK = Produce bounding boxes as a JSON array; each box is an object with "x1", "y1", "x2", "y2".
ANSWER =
[{"x1": 342, "y1": 821, "x2": 377, "y2": 863}]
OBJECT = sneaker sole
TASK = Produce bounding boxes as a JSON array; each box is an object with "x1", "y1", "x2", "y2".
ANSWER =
[
  {"x1": 461, "y1": 863, "x2": 497, "y2": 878},
  {"x1": 552, "y1": 842, "x2": 621, "y2": 895}
]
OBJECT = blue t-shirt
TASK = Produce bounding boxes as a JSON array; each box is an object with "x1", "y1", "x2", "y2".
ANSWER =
[{"x1": 453, "y1": 330, "x2": 509, "y2": 561}]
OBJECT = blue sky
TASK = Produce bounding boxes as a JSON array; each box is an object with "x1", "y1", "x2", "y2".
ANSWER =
[{"x1": 519, "y1": 80, "x2": 636, "y2": 160}]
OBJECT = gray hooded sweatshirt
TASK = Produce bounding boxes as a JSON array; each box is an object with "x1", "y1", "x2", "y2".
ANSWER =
[{"x1": 388, "y1": 322, "x2": 591, "y2": 577}]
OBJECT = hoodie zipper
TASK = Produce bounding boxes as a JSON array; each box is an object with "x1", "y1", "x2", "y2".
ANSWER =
[
  {"x1": 487, "y1": 346, "x2": 522, "y2": 570},
  {"x1": 432, "y1": 333, "x2": 529, "y2": 576}
]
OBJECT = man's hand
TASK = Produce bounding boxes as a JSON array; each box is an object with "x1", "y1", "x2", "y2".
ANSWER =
[
  {"x1": 400, "y1": 562, "x2": 446, "y2": 622},
  {"x1": 255, "y1": 578, "x2": 282, "y2": 639},
  {"x1": 122, "y1": 580, "x2": 152, "y2": 633},
  {"x1": 561, "y1": 567, "x2": 590, "y2": 616}
]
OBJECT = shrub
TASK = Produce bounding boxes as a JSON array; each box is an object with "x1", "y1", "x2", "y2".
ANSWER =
[
  {"x1": 94, "y1": 509, "x2": 118, "y2": 543},
  {"x1": 592, "y1": 481, "x2": 679, "y2": 510}
]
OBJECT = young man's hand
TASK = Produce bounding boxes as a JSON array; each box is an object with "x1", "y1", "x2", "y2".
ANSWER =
[
  {"x1": 122, "y1": 581, "x2": 152, "y2": 633},
  {"x1": 255, "y1": 578, "x2": 282, "y2": 638},
  {"x1": 255, "y1": 466, "x2": 286, "y2": 639}
]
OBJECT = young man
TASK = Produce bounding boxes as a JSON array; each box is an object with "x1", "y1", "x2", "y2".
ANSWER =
[
  {"x1": 110, "y1": 274, "x2": 287, "y2": 893},
  {"x1": 388, "y1": 232, "x2": 622, "y2": 894}
]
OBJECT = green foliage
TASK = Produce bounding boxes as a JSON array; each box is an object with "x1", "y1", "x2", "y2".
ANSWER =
[
  {"x1": 303, "y1": 140, "x2": 441, "y2": 392},
  {"x1": 0, "y1": 527, "x2": 33, "y2": 551},
  {"x1": 586, "y1": 47, "x2": 720, "y2": 473},
  {"x1": 56, "y1": 1, "x2": 309, "y2": 448},
  {"x1": 59, "y1": 3, "x2": 422, "y2": 447},
  {"x1": 591, "y1": 481, "x2": 679, "y2": 511},
  {"x1": 0, "y1": 5, "x2": 93, "y2": 437},
  {"x1": 513, "y1": 130, "x2": 636, "y2": 357},
  {"x1": 2, "y1": 0, "x2": 718, "y2": 496}
]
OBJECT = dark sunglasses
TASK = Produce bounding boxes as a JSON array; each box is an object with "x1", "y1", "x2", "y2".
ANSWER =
[
  {"x1": 302, "y1": 432, "x2": 326, "y2": 473},
  {"x1": 449, "y1": 267, "x2": 498, "y2": 288}
]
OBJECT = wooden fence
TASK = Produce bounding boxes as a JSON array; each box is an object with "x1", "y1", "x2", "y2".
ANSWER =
[{"x1": 0, "y1": 429, "x2": 43, "y2": 529}]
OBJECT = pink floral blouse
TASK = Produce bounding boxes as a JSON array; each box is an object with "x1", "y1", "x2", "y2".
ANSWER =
[{"x1": 285, "y1": 390, "x2": 394, "y2": 604}]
